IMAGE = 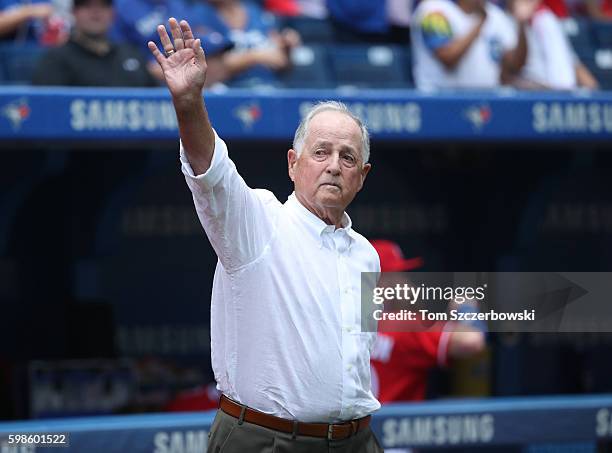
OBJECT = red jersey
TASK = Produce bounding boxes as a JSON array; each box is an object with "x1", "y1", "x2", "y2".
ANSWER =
[
  {"x1": 370, "y1": 330, "x2": 451, "y2": 402},
  {"x1": 164, "y1": 383, "x2": 220, "y2": 412}
]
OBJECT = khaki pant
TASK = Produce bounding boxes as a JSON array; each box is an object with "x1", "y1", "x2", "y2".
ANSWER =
[{"x1": 207, "y1": 409, "x2": 384, "y2": 453}]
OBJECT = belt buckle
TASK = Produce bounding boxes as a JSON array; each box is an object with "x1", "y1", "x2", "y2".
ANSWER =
[{"x1": 327, "y1": 424, "x2": 334, "y2": 441}]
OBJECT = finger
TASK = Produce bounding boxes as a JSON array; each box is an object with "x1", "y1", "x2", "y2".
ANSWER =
[
  {"x1": 194, "y1": 38, "x2": 207, "y2": 65},
  {"x1": 157, "y1": 24, "x2": 174, "y2": 55},
  {"x1": 147, "y1": 41, "x2": 166, "y2": 66},
  {"x1": 169, "y1": 17, "x2": 185, "y2": 50},
  {"x1": 180, "y1": 20, "x2": 195, "y2": 47}
]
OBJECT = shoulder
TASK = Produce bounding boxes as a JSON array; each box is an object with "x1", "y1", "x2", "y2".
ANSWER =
[
  {"x1": 414, "y1": 0, "x2": 457, "y2": 26},
  {"x1": 485, "y1": 2, "x2": 512, "y2": 22},
  {"x1": 416, "y1": 0, "x2": 457, "y2": 15},
  {"x1": 485, "y1": 3, "x2": 515, "y2": 32},
  {"x1": 532, "y1": 6, "x2": 560, "y2": 28},
  {"x1": 245, "y1": 0, "x2": 276, "y2": 27},
  {"x1": 253, "y1": 188, "x2": 283, "y2": 208}
]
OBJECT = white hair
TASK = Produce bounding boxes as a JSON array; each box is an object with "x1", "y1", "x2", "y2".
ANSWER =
[{"x1": 292, "y1": 101, "x2": 370, "y2": 164}]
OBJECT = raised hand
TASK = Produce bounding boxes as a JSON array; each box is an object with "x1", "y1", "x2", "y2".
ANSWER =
[{"x1": 147, "y1": 18, "x2": 207, "y2": 102}]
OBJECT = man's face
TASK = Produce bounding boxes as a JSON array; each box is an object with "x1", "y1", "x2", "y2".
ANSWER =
[
  {"x1": 287, "y1": 110, "x2": 371, "y2": 216},
  {"x1": 73, "y1": 0, "x2": 114, "y2": 38}
]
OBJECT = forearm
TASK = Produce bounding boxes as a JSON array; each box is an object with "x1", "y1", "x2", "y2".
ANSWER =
[
  {"x1": 221, "y1": 50, "x2": 262, "y2": 78},
  {"x1": 435, "y1": 22, "x2": 484, "y2": 69},
  {"x1": 0, "y1": 6, "x2": 32, "y2": 36},
  {"x1": 575, "y1": 62, "x2": 599, "y2": 89},
  {"x1": 502, "y1": 22, "x2": 527, "y2": 75},
  {"x1": 174, "y1": 95, "x2": 215, "y2": 175}
]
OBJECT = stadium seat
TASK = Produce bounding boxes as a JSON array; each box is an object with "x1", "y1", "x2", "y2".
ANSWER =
[
  {"x1": 280, "y1": 44, "x2": 334, "y2": 88},
  {"x1": 328, "y1": 44, "x2": 411, "y2": 89},
  {"x1": 280, "y1": 16, "x2": 334, "y2": 44},
  {"x1": 0, "y1": 43, "x2": 46, "y2": 84},
  {"x1": 591, "y1": 20, "x2": 612, "y2": 47},
  {"x1": 561, "y1": 17, "x2": 594, "y2": 58}
]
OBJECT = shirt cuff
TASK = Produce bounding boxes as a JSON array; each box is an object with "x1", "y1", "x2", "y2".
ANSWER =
[{"x1": 180, "y1": 128, "x2": 229, "y2": 190}]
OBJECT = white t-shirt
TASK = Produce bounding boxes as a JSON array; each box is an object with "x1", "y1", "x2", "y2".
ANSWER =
[
  {"x1": 521, "y1": 7, "x2": 577, "y2": 89},
  {"x1": 411, "y1": 0, "x2": 517, "y2": 90}
]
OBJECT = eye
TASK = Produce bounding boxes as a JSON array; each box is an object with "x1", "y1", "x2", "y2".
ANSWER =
[
  {"x1": 314, "y1": 149, "x2": 327, "y2": 158},
  {"x1": 342, "y1": 154, "x2": 356, "y2": 165}
]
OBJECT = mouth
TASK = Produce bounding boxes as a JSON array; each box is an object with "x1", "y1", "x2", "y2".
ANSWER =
[
  {"x1": 320, "y1": 183, "x2": 341, "y2": 191},
  {"x1": 321, "y1": 182, "x2": 341, "y2": 188}
]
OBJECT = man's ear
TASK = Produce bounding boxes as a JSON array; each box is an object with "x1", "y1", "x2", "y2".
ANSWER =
[
  {"x1": 287, "y1": 148, "x2": 298, "y2": 182},
  {"x1": 358, "y1": 163, "x2": 372, "y2": 191}
]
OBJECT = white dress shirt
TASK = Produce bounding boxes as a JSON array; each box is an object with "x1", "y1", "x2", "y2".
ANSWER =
[{"x1": 180, "y1": 131, "x2": 381, "y2": 423}]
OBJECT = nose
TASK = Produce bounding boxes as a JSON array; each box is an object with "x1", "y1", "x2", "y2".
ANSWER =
[{"x1": 326, "y1": 153, "x2": 341, "y2": 175}]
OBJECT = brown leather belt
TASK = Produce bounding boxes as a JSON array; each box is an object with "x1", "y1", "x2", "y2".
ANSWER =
[{"x1": 219, "y1": 394, "x2": 371, "y2": 441}]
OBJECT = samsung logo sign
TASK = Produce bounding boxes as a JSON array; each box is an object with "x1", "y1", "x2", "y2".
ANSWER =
[
  {"x1": 533, "y1": 102, "x2": 612, "y2": 133},
  {"x1": 153, "y1": 430, "x2": 208, "y2": 453},
  {"x1": 70, "y1": 99, "x2": 177, "y2": 131},
  {"x1": 382, "y1": 414, "x2": 495, "y2": 447},
  {"x1": 300, "y1": 101, "x2": 421, "y2": 134}
]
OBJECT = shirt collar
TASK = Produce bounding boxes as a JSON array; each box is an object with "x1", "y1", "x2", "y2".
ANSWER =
[{"x1": 285, "y1": 193, "x2": 356, "y2": 248}]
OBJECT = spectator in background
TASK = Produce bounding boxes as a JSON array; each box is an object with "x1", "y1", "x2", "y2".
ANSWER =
[
  {"x1": 369, "y1": 240, "x2": 486, "y2": 403},
  {"x1": 411, "y1": 0, "x2": 537, "y2": 90},
  {"x1": 0, "y1": 0, "x2": 69, "y2": 44},
  {"x1": 325, "y1": 0, "x2": 416, "y2": 44},
  {"x1": 584, "y1": 0, "x2": 612, "y2": 19},
  {"x1": 112, "y1": 0, "x2": 188, "y2": 80},
  {"x1": 513, "y1": 0, "x2": 599, "y2": 89},
  {"x1": 32, "y1": 0, "x2": 157, "y2": 86},
  {"x1": 112, "y1": 0, "x2": 233, "y2": 83},
  {"x1": 191, "y1": 0, "x2": 300, "y2": 88}
]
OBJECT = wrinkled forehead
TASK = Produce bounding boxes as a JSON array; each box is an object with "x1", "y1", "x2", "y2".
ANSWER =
[{"x1": 305, "y1": 111, "x2": 362, "y2": 151}]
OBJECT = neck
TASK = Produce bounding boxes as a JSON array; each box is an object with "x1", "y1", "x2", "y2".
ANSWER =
[
  {"x1": 295, "y1": 192, "x2": 345, "y2": 229},
  {"x1": 457, "y1": 0, "x2": 475, "y2": 13},
  {"x1": 73, "y1": 30, "x2": 110, "y2": 55}
]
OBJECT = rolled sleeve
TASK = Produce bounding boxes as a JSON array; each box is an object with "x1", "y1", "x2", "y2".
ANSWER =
[
  {"x1": 180, "y1": 129, "x2": 230, "y2": 191},
  {"x1": 179, "y1": 129, "x2": 278, "y2": 272}
]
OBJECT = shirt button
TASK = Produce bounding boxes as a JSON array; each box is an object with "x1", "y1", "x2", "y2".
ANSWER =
[
  {"x1": 346, "y1": 365, "x2": 353, "y2": 372},
  {"x1": 344, "y1": 288, "x2": 350, "y2": 294}
]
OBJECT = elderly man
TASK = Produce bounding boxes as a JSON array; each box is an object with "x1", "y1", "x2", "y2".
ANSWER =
[{"x1": 148, "y1": 18, "x2": 383, "y2": 453}]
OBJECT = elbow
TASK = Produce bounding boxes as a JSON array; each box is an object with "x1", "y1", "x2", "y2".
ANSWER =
[
  {"x1": 434, "y1": 48, "x2": 460, "y2": 70},
  {"x1": 438, "y1": 55, "x2": 459, "y2": 71}
]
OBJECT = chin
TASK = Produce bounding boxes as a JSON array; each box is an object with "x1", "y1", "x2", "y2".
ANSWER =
[{"x1": 317, "y1": 194, "x2": 343, "y2": 208}]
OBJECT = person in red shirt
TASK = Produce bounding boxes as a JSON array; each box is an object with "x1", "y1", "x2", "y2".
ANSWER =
[{"x1": 369, "y1": 240, "x2": 486, "y2": 403}]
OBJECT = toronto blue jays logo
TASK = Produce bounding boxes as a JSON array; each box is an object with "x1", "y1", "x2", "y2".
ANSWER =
[
  {"x1": 2, "y1": 98, "x2": 31, "y2": 130},
  {"x1": 234, "y1": 103, "x2": 261, "y2": 130},
  {"x1": 463, "y1": 104, "x2": 492, "y2": 131}
]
